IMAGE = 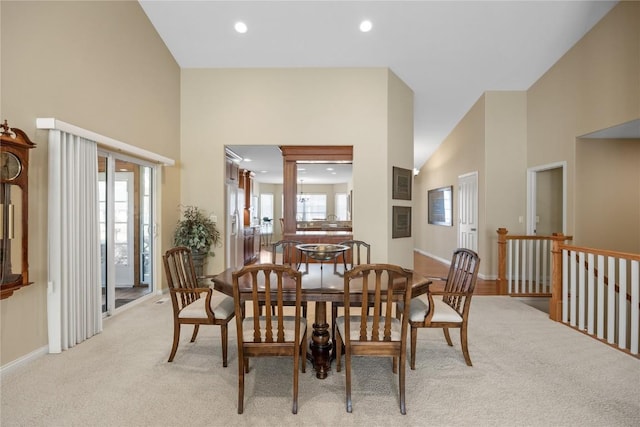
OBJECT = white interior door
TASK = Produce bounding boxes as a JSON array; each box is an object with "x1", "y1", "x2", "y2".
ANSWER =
[{"x1": 458, "y1": 172, "x2": 478, "y2": 251}]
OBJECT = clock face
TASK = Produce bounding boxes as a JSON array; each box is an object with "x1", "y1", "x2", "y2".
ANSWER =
[{"x1": 1, "y1": 152, "x2": 22, "y2": 181}]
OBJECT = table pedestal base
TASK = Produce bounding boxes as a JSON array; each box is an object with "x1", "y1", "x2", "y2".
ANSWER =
[{"x1": 307, "y1": 301, "x2": 332, "y2": 379}]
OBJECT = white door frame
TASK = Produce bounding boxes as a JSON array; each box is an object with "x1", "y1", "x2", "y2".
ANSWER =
[{"x1": 526, "y1": 161, "x2": 567, "y2": 235}]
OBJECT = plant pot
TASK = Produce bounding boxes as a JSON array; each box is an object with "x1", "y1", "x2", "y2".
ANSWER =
[{"x1": 191, "y1": 250, "x2": 208, "y2": 278}]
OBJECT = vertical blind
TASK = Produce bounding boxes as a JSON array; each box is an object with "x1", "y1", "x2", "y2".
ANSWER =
[{"x1": 47, "y1": 130, "x2": 102, "y2": 352}]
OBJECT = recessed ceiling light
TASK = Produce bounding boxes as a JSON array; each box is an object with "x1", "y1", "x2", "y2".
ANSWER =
[
  {"x1": 234, "y1": 21, "x2": 248, "y2": 34},
  {"x1": 243, "y1": 158, "x2": 252, "y2": 162},
  {"x1": 359, "y1": 20, "x2": 372, "y2": 33}
]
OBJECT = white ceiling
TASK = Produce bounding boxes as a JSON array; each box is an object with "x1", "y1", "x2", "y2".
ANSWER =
[{"x1": 139, "y1": 0, "x2": 617, "y2": 171}]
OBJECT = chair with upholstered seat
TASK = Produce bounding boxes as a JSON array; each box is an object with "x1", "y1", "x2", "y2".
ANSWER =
[
  {"x1": 270, "y1": 240, "x2": 308, "y2": 318},
  {"x1": 162, "y1": 246, "x2": 235, "y2": 367},
  {"x1": 331, "y1": 240, "x2": 371, "y2": 355},
  {"x1": 232, "y1": 263, "x2": 307, "y2": 414},
  {"x1": 399, "y1": 248, "x2": 480, "y2": 368},
  {"x1": 335, "y1": 264, "x2": 412, "y2": 414}
]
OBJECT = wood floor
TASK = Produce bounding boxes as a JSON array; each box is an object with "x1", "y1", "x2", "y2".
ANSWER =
[{"x1": 413, "y1": 251, "x2": 498, "y2": 295}]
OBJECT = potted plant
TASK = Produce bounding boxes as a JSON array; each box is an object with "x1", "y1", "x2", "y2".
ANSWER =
[{"x1": 173, "y1": 205, "x2": 221, "y2": 276}]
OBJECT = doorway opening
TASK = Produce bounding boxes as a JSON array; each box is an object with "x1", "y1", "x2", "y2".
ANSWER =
[
  {"x1": 99, "y1": 153, "x2": 156, "y2": 314},
  {"x1": 527, "y1": 162, "x2": 566, "y2": 235}
]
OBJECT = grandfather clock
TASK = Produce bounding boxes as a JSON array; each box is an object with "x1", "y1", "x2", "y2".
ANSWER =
[{"x1": 1, "y1": 120, "x2": 36, "y2": 299}]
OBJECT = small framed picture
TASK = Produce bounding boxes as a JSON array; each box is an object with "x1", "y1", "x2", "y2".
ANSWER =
[
  {"x1": 392, "y1": 206, "x2": 411, "y2": 238},
  {"x1": 392, "y1": 166, "x2": 412, "y2": 200}
]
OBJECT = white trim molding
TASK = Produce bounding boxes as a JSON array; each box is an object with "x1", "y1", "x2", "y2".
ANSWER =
[{"x1": 36, "y1": 118, "x2": 175, "y2": 166}]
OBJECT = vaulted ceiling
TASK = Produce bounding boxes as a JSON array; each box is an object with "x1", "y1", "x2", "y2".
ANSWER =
[{"x1": 140, "y1": 0, "x2": 617, "y2": 169}]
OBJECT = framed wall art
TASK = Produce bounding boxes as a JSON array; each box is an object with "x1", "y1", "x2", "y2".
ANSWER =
[
  {"x1": 428, "y1": 185, "x2": 453, "y2": 226},
  {"x1": 392, "y1": 206, "x2": 411, "y2": 238},
  {"x1": 392, "y1": 166, "x2": 412, "y2": 200}
]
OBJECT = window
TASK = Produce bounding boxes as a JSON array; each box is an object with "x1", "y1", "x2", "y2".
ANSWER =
[
  {"x1": 296, "y1": 194, "x2": 326, "y2": 221},
  {"x1": 335, "y1": 193, "x2": 348, "y2": 220},
  {"x1": 260, "y1": 193, "x2": 274, "y2": 222}
]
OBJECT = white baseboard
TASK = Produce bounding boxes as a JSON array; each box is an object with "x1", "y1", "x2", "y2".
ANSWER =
[{"x1": 0, "y1": 345, "x2": 49, "y2": 376}]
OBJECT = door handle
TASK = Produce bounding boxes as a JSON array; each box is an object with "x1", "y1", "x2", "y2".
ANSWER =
[{"x1": 471, "y1": 228, "x2": 477, "y2": 231}]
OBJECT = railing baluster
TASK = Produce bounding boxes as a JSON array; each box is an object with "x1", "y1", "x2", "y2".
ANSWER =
[
  {"x1": 631, "y1": 260, "x2": 639, "y2": 355},
  {"x1": 570, "y1": 250, "x2": 578, "y2": 327},
  {"x1": 514, "y1": 240, "x2": 520, "y2": 294},
  {"x1": 607, "y1": 256, "x2": 616, "y2": 345},
  {"x1": 587, "y1": 253, "x2": 595, "y2": 335},
  {"x1": 597, "y1": 254, "x2": 605, "y2": 339},
  {"x1": 578, "y1": 251, "x2": 586, "y2": 331},
  {"x1": 562, "y1": 249, "x2": 569, "y2": 322},
  {"x1": 618, "y1": 259, "x2": 627, "y2": 350},
  {"x1": 508, "y1": 239, "x2": 513, "y2": 294},
  {"x1": 527, "y1": 240, "x2": 532, "y2": 293}
]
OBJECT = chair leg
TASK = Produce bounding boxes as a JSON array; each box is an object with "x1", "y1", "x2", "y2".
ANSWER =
[
  {"x1": 460, "y1": 323, "x2": 472, "y2": 366},
  {"x1": 410, "y1": 326, "x2": 417, "y2": 370},
  {"x1": 244, "y1": 357, "x2": 250, "y2": 373},
  {"x1": 292, "y1": 343, "x2": 299, "y2": 414},
  {"x1": 301, "y1": 329, "x2": 307, "y2": 373},
  {"x1": 399, "y1": 348, "x2": 406, "y2": 415},
  {"x1": 237, "y1": 353, "x2": 245, "y2": 414},
  {"x1": 392, "y1": 356, "x2": 398, "y2": 374},
  {"x1": 336, "y1": 331, "x2": 343, "y2": 372},
  {"x1": 168, "y1": 321, "x2": 181, "y2": 362},
  {"x1": 331, "y1": 303, "x2": 339, "y2": 358},
  {"x1": 190, "y1": 324, "x2": 200, "y2": 342},
  {"x1": 221, "y1": 324, "x2": 228, "y2": 367},
  {"x1": 302, "y1": 302, "x2": 308, "y2": 319},
  {"x1": 345, "y1": 347, "x2": 352, "y2": 413},
  {"x1": 443, "y1": 327, "x2": 453, "y2": 346}
]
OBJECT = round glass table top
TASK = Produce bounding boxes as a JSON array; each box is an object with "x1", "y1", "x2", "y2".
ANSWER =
[{"x1": 296, "y1": 243, "x2": 349, "y2": 261}]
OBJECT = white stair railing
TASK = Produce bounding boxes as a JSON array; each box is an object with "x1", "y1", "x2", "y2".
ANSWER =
[
  {"x1": 497, "y1": 229, "x2": 572, "y2": 296},
  {"x1": 559, "y1": 245, "x2": 639, "y2": 356}
]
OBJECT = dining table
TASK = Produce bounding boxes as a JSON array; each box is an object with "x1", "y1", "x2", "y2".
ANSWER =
[{"x1": 211, "y1": 262, "x2": 431, "y2": 379}]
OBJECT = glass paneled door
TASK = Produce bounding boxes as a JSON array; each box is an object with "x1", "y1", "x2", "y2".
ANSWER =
[{"x1": 99, "y1": 153, "x2": 155, "y2": 314}]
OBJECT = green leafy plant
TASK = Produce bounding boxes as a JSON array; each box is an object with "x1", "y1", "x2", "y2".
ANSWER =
[{"x1": 173, "y1": 205, "x2": 221, "y2": 256}]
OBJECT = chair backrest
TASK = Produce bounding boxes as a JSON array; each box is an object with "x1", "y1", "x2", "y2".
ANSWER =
[
  {"x1": 343, "y1": 264, "x2": 412, "y2": 344},
  {"x1": 271, "y1": 240, "x2": 306, "y2": 270},
  {"x1": 232, "y1": 264, "x2": 303, "y2": 344},
  {"x1": 339, "y1": 240, "x2": 371, "y2": 271},
  {"x1": 442, "y1": 248, "x2": 481, "y2": 316},
  {"x1": 162, "y1": 246, "x2": 201, "y2": 310}
]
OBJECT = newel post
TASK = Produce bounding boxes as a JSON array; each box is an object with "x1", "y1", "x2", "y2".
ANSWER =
[
  {"x1": 549, "y1": 233, "x2": 564, "y2": 321},
  {"x1": 497, "y1": 228, "x2": 508, "y2": 295}
]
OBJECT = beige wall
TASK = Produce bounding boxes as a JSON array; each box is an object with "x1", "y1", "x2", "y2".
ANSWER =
[
  {"x1": 0, "y1": 1, "x2": 181, "y2": 366},
  {"x1": 180, "y1": 68, "x2": 414, "y2": 273},
  {"x1": 527, "y1": 1, "x2": 640, "y2": 236},
  {"x1": 575, "y1": 139, "x2": 640, "y2": 253},
  {"x1": 387, "y1": 70, "x2": 415, "y2": 266},
  {"x1": 483, "y1": 91, "x2": 528, "y2": 274}
]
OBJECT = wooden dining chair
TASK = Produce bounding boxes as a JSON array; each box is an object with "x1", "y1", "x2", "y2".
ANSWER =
[
  {"x1": 232, "y1": 264, "x2": 307, "y2": 414},
  {"x1": 271, "y1": 240, "x2": 308, "y2": 317},
  {"x1": 398, "y1": 248, "x2": 480, "y2": 368},
  {"x1": 335, "y1": 264, "x2": 413, "y2": 414},
  {"x1": 331, "y1": 240, "x2": 371, "y2": 356},
  {"x1": 162, "y1": 246, "x2": 235, "y2": 367}
]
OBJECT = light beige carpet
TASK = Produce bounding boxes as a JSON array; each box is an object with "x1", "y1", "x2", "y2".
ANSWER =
[{"x1": 1, "y1": 296, "x2": 638, "y2": 426}]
